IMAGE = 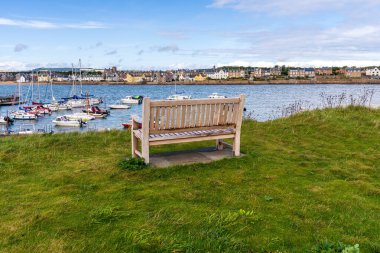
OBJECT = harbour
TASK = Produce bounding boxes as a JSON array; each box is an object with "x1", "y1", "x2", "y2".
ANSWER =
[{"x1": 1, "y1": 83, "x2": 379, "y2": 135}]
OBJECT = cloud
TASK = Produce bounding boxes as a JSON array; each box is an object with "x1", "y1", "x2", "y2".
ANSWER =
[
  {"x1": 137, "y1": 50, "x2": 144, "y2": 55},
  {"x1": 154, "y1": 45, "x2": 179, "y2": 53},
  {"x1": 14, "y1": 43, "x2": 28, "y2": 52},
  {"x1": 208, "y1": 0, "x2": 380, "y2": 15},
  {"x1": 105, "y1": 49, "x2": 117, "y2": 55},
  {"x1": 95, "y1": 41, "x2": 103, "y2": 47},
  {"x1": 0, "y1": 17, "x2": 106, "y2": 29}
]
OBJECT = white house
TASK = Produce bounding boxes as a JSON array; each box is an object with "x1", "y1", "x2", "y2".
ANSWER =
[
  {"x1": 206, "y1": 69, "x2": 228, "y2": 80},
  {"x1": 17, "y1": 75, "x2": 26, "y2": 83},
  {"x1": 366, "y1": 67, "x2": 380, "y2": 77}
]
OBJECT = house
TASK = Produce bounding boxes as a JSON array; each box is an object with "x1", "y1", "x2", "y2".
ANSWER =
[
  {"x1": 304, "y1": 68, "x2": 316, "y2": 78},
  {"x1": 289, "y1": 68, "x2": 305, "y2": 78},
  {"x1": 37, "y1": 74, "x2": 50, "y2": 82},
  {"x1": 16, "y1": 75, "x2": 26, "y2": 83},
  {"x1": 270, "y1": 67, "x2": 281, "y2": 76},
  {"x1": 345, "y1": 68, "x2": 362, "y2": 78},
  {"x1": 206, "y1": 69, "x2": 228, "y2": 80},
  {"x1": 124, "y1": 73, "x2": 145, "y2": 83},
  {"x1": 316, "y1": 67, "x2": 333, "y2": 75},
  {"x1": 194, "y1": 73, "x2": 207, "y2": 82},
  {"x1": 228, "y1": 69, "x2": 245, "y2": 79},
  {"x1": 251, "y1": 68, "x2": 263, "y2": 78},
  {"x1": 82, "y1": 75, "x2": 103, "y2": 82},
  {"x1": 366, "y1": 67, "x2": 380, "y2": 77}
]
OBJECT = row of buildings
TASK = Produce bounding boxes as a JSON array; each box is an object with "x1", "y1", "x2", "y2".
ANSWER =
[{"x1": 2, "y1": 66, "x2": 380, "y2": 83}]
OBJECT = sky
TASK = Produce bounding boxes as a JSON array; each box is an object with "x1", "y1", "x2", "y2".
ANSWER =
[{"x1": 1, "y1": 0, "x2": 380, "y2": 70}]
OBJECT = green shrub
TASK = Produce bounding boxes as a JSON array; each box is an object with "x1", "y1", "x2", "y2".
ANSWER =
[
  {"x1": 312, "y1": 241, "x2": 359, "y2": 253},
  {"x1": 119, "y1": 157, "x2": 147, "y2": 171}
]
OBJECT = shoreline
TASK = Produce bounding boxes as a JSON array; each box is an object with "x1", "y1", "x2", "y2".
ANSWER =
[{"x1": 2, "y1": 78, "x2": 380, "y2": 85}]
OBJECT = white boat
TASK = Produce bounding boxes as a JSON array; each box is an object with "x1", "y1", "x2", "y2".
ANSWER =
[
  {"x1": 208, "y1": 93, "x2": 227, "y2": 99},
  {"x1": 166, "y1": 94, "x2": 192, "y2": 100},
  {"x1": 65, "y1": 113, "x2": 95, "y2": 122},
  {"x1": 121, "y1": 96, "x2": 140, "y2": 104},
  {"x1": 53, "y1": 116, "x2": 84, "y2": 127},
  {"x1": 45, "y1": 104, "x2": 59, "y2": 112},
  {"x1": 109, "y1": 104, "x2": 131, "y2": 109},
  {"x1": 57, "y1": 103, "x2": 72, "y2": 110},
  {"x1": 11, "y1": 111, "x2": 38, "y2": 120},
  {"x1": 67, "y1": 99, "x2": 86, "y2": 108}
]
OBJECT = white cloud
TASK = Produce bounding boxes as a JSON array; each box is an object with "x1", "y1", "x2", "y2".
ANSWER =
[
  {"x1": 0, "y1": 17, "x2": 106, "y2": 29},
  {"x1": 209, "y1": 0, "x2": 380, "y2": 15}
]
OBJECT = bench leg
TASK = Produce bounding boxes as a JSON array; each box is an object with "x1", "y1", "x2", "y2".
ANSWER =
[
  {"x1": 142, "y1": 140, "x2": 150, "y2": 164},
  {"x1": 216, "y1": 139, "x2": 224, "y2": 151},
  {"x1": 132, "y1": 132, "x2": 138, "y2": 158},
  {"x1": 233, "y1": 136, "x2": 241, "y2": 156}
]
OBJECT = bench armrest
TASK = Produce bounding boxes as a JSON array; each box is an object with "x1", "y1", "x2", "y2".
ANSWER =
[{"x1": 131, "y1": 116, "x2": 141, "y2": 130}]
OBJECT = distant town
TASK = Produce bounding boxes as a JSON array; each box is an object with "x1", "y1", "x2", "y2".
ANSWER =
[{"x1": 1, "y1": 65, "x2": 380, "y2": 84}]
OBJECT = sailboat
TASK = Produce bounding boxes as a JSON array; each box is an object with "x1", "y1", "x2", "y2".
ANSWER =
[{"x1": 166, "y1": 71, "x2": 191, "y2": 100}]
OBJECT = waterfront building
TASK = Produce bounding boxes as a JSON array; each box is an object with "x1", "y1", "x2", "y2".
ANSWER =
[
  {"x1": 206, "y1": 69, "x2": 228, "y2": 80},
  {"x1": 289, "y1": 68, "x2": 306, "y2": 78},
  {"x1": 365, "y1": 67, "x2": 380, "y2": 77},
  {"x1": 316, "y1": 67, "x2": 333, "y2": 75},
  {"x1": 304, "y1": 68, "x2": 316, "y2": 78},
  {"x1": 194, "y1": 73, "x2": 207, "y2": 82},
  {"x1": 345, "y1": 68, "x2": 363, "y2": 78}
]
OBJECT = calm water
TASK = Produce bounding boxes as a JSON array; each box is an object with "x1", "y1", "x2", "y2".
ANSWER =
[{"x1": 1, "y1": 84, "x2": 380, "y2": 133}]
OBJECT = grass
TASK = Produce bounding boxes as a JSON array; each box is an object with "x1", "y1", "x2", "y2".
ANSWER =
[{"x1": 0, "y1": 106, "x2": 379, "y2": 252}]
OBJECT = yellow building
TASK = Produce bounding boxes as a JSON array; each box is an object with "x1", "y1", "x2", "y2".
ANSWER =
[
  {"x1": 124, "y1": 73, "x2": 145, "y2": 83},
  {"x1": 194, "y1": 74, "x2": 206, "y2": 82}
]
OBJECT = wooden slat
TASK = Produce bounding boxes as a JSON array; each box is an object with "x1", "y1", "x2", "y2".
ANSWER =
[
  {"x1": 191, "y1": 104, "x2": 197, "y2": 127},
  {"x1": 149, "y1": 107, "x2": 155, "y2": 129},
  {"x1": 181, "y1": 105, "x2": 186, "y2": 128},
  {"x1": 203, "y1": 104, "x2": 209, "y2": 127},
  {"x1": 155, "y1": 106, "x2": 160, "y2": 130},
  {"x1": 176, "y1": 105, "x2": 181, "y2": 128},
  {"x1": 213, "y1": 103, "x2": 220, "y2": 126},
  {"x1": 196, "y1": 104, "x2": 202, "y2": 127},
  {"x1": 149, "y1": 125, "x2": 235, "y2": 134},
  {"x1": 150, "y1": 134, "x2": 236, "y2": 146},
  {"x1": 232, "y1": 103, "x2": 238, "y2": 124},
  {"x1": 151, "y1": 97, "x2": 240, "y2": 106},
  {"x1": 185, "y1": 105, "x2": 191, "y2": 128},
  {"x1": 165, "y1": 106, "x2": 171, "y2": 129},
  {"x1": 161, "y1": 106, "x2": 166, "y2": 130},
  {"x1": 210, "y1": 103, "x2": 216, "y2": 126}
]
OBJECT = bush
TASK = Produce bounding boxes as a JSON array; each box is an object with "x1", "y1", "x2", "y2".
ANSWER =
[
  {"x1": 119, "y1": 157, "x2": 147, "y2": 171},
  {"x1": 312, "y1": 241, "x2": 359, "y2": 253}
]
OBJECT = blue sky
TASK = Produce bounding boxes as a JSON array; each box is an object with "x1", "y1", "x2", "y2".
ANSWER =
[{"x1": 1, "y1": 0, "x2": 380, "y2": 70}]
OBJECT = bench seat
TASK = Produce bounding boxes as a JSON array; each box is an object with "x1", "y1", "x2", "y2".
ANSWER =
[
  {"x1": 134, "y1": 128, "x2": 235, "y2": 142},
  {"x1": 131, "y1": 95, "x2": 245, "y2": 164}
]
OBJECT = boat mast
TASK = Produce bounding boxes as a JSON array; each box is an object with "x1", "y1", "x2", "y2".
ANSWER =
[
  {"x1": 79, "y1": 59, "x2": 83, "y2": 95},
  {"x1": 50, "y1": 71, "x2": 55, "y2": 101},
  {"x1": 37, "y1": 71, "x2": 41, "y2": 102}
]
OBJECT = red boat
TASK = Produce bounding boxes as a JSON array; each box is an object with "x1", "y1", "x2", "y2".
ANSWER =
[
  {"x1": 122, "y1": 121, "x2": 142, "y2": 129},
  {"x1": 83, "y1": 106, "x2": 110, "y2": 115}
]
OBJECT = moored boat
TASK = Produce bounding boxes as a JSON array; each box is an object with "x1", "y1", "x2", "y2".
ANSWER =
[
  {"x1": 121, "y1": 96, "x2": 140, "y2": 104},
  {"x1": 65, "y1": 113, "x2": 95, "y2": 122},
  {"x1": 166, "y1": 94, "x2": 191, "y2": 100},
  {"x1": 109, "y1": 104, "x2": 131, "y2": 109},
  {"x1": 11, "y1": 111, "x2": 38, "y2": 120},
  {"x1": 53, "y1": 116, "x2": 85, "y2": 127},
  {"x1": 208, "y1": 93, "x2": 227, "y2": 99}
]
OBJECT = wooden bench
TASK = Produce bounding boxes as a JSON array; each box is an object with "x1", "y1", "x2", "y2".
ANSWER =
[{"x1": 131, "y1": 94, "x2": 245, "y2": 164}]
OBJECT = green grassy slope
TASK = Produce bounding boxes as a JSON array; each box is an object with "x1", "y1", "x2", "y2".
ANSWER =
[{"x1": 0, "y1": 107, "x2": 379, "y2": 252}]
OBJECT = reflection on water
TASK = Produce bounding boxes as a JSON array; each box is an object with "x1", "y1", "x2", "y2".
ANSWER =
[{"x1": 1, "y1": 84, "x2": 379, "y2": 133}]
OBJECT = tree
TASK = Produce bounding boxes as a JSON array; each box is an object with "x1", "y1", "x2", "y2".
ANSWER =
[{"x1": 281, "y1": 65, "x2": 289, "y2": 76}]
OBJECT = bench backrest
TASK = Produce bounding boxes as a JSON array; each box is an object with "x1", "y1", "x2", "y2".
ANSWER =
[{"x1": 141, "y1": 95, "x2": 245, "y2": 134}]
